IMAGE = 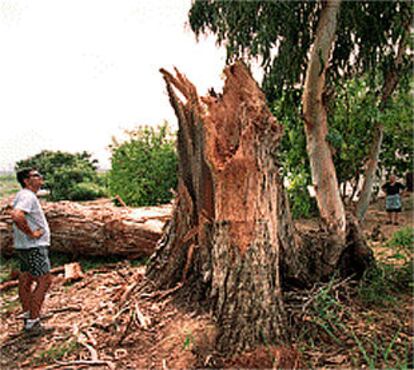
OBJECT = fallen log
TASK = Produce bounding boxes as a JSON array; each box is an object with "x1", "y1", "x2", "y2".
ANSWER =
[{"x1": 0, "y1": 197, "x2": 172, "y2": 258}]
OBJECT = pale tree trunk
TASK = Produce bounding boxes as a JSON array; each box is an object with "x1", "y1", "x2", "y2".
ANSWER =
[
  {"x1": 147, "y1": 63, "x2": 294, "y2": 353},
  {"x1": 0, "y1": 198, "x2": 169, "y2": 258},
  {"x1": 355, "y1": 125, "x2": 384, "y2": 221},
  {"x1": 348, "y1": 173, "x2": 360, "y2": 205},
  {"x1": 356, "y1": 25, "x2": 409, "y2": 222},
  {"x1": 302, "y1": 0, "x2": 345, "y2": 268}
]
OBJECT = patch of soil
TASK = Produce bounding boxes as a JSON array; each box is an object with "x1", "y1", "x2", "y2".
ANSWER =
[
  {"x1": 1, "y1": 200, "x2": 412, "y2": 369},
  {"x1": 0, "y1": 262, "x2": 218, "y2": 369}
]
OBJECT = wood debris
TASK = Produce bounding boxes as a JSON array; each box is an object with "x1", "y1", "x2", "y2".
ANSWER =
[{"x1": 64, "y1": 262, "x2": 84, "y2": 282}]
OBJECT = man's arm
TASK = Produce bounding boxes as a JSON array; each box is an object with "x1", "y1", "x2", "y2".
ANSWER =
[{"x1": 10, "y1": 209, "x2": 44, "y2": 239}]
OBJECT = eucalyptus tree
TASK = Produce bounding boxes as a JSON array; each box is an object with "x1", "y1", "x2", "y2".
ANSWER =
[
  {"x1": 330, "y1": 76, "x2": 413, "y2": 204},
  {"x1": 145, "y1": 0, "x2": 412, "y2": 356},
  {"x1": 189, "y1": 0, "x2": 412, "y2": 223}
]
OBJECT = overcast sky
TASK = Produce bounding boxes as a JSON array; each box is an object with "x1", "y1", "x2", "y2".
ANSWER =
[{"x1": 0, "y1": 0, "x2": 229, "y2": 170}]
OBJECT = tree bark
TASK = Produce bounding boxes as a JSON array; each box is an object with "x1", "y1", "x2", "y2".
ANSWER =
[
  {"x1": 0, "y1": 198, "x2": 170, "y2": 258},
  {"x1": 355, "y1": 23, "x2": 410, "y2": 222},
  {"x1": 355, "y1": 125, "x2": 384, "y2": 221},
  {"x1": 147, "y1": 62, "x2": 294, "y2": 353},
  {"x1": 302, "y1": 0, "x2": 345, "y2": 269},
  {"x1": 147, "y1": 60, "x2": 374, "y2": 355}
]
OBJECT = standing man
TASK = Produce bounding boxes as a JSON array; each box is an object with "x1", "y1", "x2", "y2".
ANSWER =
[{"x1": 11, "y1": 168, "x2": 52, "y2": 333}]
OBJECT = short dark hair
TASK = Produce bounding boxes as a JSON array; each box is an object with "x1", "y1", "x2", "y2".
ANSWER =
[{"x1": 16, "y1": 168, "x2": 33, "y2": 188}]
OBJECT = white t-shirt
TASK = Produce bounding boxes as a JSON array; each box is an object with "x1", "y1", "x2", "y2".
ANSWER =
[{"x1": 13, "y1": 188, "x2": 51, "y2": 250}]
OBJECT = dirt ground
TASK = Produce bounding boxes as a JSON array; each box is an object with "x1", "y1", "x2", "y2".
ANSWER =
[{"x1": 0, "y1": 197, "x2": 412, "y2": 369}]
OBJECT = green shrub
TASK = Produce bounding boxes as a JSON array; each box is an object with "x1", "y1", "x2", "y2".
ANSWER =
[
  {"x1": 286, "y1": 173, "x2": 318, "y2": 219},
  {"x1": 357, "y1": 228, "x2": 414, "y2": 306},
  {"x1": 0, "y1": 174, "x2": 19, "y2": 199},
  {"x1": 386, "y1": 227, "x2": 414, "y2": 251},
  {"x1": 109, "y1": 122, "x2": 178, "y2": 207},
  {"x1": 357, "y1": 264, "x2": 399, "y2": 306},
  {"x1": 68, "y1": 182, "x2": 107, "y2": 201},
  {"x1": 15, "y1": 150, "x2": 103, "y2": 201}
]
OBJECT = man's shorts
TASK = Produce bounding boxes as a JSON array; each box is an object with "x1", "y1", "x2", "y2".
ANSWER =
[{"x1": 15, "y1": 246, "x2": 51, "y2": 277}]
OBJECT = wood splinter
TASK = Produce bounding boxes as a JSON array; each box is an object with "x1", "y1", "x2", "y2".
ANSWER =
[{"x1": 134, "y1": 302, "x2": 150, "y2": 329}]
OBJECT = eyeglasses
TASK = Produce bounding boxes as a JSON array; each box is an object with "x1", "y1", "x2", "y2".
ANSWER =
[{"x1": 29, "y1": 173, "x2": 43, "y2": 179}]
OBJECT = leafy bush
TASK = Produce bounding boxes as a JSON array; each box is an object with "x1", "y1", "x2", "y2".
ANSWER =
[
  {"x1": 358, "y1": 227, "x2": 414, "y2": 306},
  {"x1": 68, "y1": 182, "x2": 107, "y2": 201},
  {"x1": 286, "y1": 172, "x2": 318, "y2": 219},
  {"x1": 15, "y1": 150, "x2": 105, "y2": 201},
  {"x1": 0, "y1": 174, "x2": 20, "y2": 199},
  {"x1": 16, "y1": 150, "x2": 98, "y2": 177},
  {"x1": 271, "y1": 78, "x2": 414, "y2": 218},
  {"x1": 386, "y1": 227, "x2": 414, "y2": 251},
  {"x1": 109, "y1": 123, "x2": 178, "y2": 207}
]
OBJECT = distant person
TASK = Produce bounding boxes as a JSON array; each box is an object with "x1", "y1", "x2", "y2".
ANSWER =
[
  {"x1": 11, "y1": 168, "x2": 52, "y2": 334},
  {"x1": 382, "y1": 174, "x2": 405, "y2": 225}
]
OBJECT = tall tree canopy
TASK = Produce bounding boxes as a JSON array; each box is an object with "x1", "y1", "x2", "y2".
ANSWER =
[
  {"x1": 189, "y1": 0, "x2": 413, "y2": 223},
  {"x1": 145, "y1": 0, "x2": 409, "y2": 358},
  {"x1": 189, "y1": 0, "x2": 412, "y2": 100}
]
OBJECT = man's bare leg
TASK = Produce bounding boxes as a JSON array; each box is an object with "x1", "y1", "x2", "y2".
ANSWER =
[
  {"x1": 18, "y1": 272, "x2": 33, "y2": 314},
  {"x1": 30, "y1": 273, "x2": 52, "y2": 319}
]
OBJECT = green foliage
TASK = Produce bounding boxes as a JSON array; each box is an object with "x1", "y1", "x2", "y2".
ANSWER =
[
  {"x1": 183, "y1": 331, "x2": 194, "y2": 350},
  {"x1": 386, "y1": 227, "x2": 414, "y2": 251},
  {"x1": 357, "y1": 264, "x2": 399, "y2": 306},
  {"x1": 380, "y1": 85, "x2": 414, "y2": 176},
  {"x1": 47, "y1": 161, "x2": 97, "y2": 201},
  {"x1": 0, "y1": 255, "x2": 19, "y2": 284},
  {"x1": 330, "y1": 79, "x2": 414, "y2": 188},
  {"x1": 272, "y1": 91, "x2": 317, "y2": 219},
  {"x1": 329, "y1": 78, "x2": 377, "y2": 186},
  {"x1": 15, "y1": 150, "x2": 98, "y2": 179},
  {"x1": 358, "y1": 227, "x2": 413, "y2": 306},
  {"x1": 300, "y1": 277, "x2": 411, "y2": 369},
  {"x1": 189, "y1": 1, "x2": 412, "y2": 101},
  {"x1": 67, "y1": 182, "x2": 107, "y2": 201},
  {"x1": 287, "y1": 173, "x2": 317, "y2": 220},
  {"x1": 189, "y1": 1, "x2": 413, "y2": 217},
  {"x1": 109, "y1": 123, "x2": 178, "y2": 207},
  {"x1": 349, "y1": 328, "x2": 410, "y2": 370},
  {"x1": 0, "y1": 173, "x2": 19, "y2": 199},
  {"x1": 271, "y1": 76, "x2": 414, "y2": 217},
  {"x1": 15, "y1": 150, "x2": 105, "y2": 201}
]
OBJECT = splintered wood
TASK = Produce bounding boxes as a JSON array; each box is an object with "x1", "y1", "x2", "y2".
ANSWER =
[
  {"x1": 0, "y1": 197, "x2": 172, "y2": 258},
  {"x1": 64, "y1": 262, "x2": 84, "y2": 282}
]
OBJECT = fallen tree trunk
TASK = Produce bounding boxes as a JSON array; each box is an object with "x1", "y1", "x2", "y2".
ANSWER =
[{"x1": 0, "y1": 197, "x2": 171, "y2": 258}]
